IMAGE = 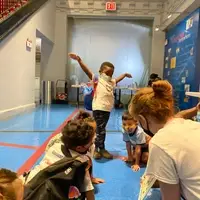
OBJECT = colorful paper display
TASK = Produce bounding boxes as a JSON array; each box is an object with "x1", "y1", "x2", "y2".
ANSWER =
[{"x1": 163, "y1": 8, "x2": 200, "y2": 110}]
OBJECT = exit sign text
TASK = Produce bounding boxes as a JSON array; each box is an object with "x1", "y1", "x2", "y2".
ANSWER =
[{"x1": 106, "y1": 2, "x2": 116, "y2": 11}]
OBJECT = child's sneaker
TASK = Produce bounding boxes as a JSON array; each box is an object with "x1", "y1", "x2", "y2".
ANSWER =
[
  {"x1": 100, "y1": 149, "x2": 113, "y2": 159},
  {"x1": 93, "y1": 150, "x2": 102, "y2": 159}
]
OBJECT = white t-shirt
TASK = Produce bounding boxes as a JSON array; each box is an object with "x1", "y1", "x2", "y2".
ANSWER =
[
  {"x1": 92, "y1": 74, "x2": 116, "y2": 112},
  {"x1": 45, "y1": 133, "x2": 62, "y2": 152},
  {"x1": 146, "y1": 118, "x2": 200, "y2": 200},
  {"x1": 122, "y1": 126, "x2": 146, "y2": 146},
  {"x1": 26, "y1": 142, "x2": 94, "y2": 193}
]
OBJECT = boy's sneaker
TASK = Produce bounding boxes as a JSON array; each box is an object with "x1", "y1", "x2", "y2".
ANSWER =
[
  {"x1": 100, "y1": 149, "x2": 113, "y2": 159},
  {"x1": 93, "y1": 150, "x2": 102, "y2": 160}
]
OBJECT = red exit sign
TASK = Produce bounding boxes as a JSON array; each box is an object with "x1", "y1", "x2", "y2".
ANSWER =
[{"x1": 106, "y1": 2, "x2": 116, "y2": 11}]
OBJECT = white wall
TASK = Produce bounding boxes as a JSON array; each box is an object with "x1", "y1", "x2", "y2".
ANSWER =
[
  {"x1": 0, "y1": 0, "x2": 56, "y2": 117},
  {"x1": 151, "y1": 15, "x2": 165, "y2": 77},
  {"x1": 68, "y1": 19, "x2": 152, "y2": 85},
  {"x1": 67, "y1": 18, "x2": 152, "y2": 101},
  {"x1": 41, "y1": 11, "x2": 67, "y2": 82},
  {"x1": 57, "y1": 0, "x2": 166, "y2": 77}
]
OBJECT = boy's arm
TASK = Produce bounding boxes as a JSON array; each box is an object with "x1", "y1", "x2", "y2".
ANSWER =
[
  {"x1": 78, "y1": 58, "x2": 93, "y2": 80},
  {"x1": 132, "y1": 145, "x2": 142, "y2": 171},
  {"x1": 126, "y1": 142, "x2": 133, "y2": 161},
  {"x1": 69, "y1": 53, "x2": 93, "y2": 80},
  {"x1": 175, "y1": 102, "x2": 200, "y2": 119},
  {"x1": 115, "y1": 73, "x2": 132, "y2": 83},
  {"x1": 159, "y1": 182, "x2": 180, "y2": 200},
  {"x1": 81, "y1": 169, "x2": 94, "y2": 199},
  {"x1": 145, "y1": 135, "x2": 151, "y2": 145},
  {"x1": 175, "y1": 106, "x2": 197, "y2": 119},
  {"x1": 122, "y1": 132, "x2": 133, "y2": 162}
]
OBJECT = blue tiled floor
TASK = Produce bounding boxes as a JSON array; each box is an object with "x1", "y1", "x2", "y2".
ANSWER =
[
  {"x1": 93, "y1": 132, "x2": 147, "y2": 200},
  {"x1": 107, "y1": 109, "x2": 123, "y2": 131},
  {"x1": 0, "y1": 146, "x2": 34, "y2": 171},
  {"x1": 0, "y1": 105, "x2": 76, "y2": 170},
  {"x1": 0, "y1": 131, "x2": 51, "y2": 146},
  {"x1": 0, "y1": 105, "x2": 75, "y2": 131},
  {"x1": 0, "y1": 105, "x2": 161, "y2": 199}
]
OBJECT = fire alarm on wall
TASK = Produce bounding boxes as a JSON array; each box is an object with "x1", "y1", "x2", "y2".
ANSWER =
[{"x1": 106, "y1": 1, "x2": 116, "y2": 11}]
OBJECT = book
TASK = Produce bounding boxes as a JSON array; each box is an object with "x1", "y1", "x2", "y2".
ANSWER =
[{"x1": 138, "y1": 175, "x2": 157, "y2": 200}]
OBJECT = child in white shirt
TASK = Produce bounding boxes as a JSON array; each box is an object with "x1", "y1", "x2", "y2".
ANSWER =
[
  {"x1": 121, "y1": 104, "x2": 200, "y2": 172},
  {"x1": 69, "y1": 53, "x2": 132, "y2": 160},
  {"x1": 122, "y1": 111, "x2": 151, "y2": 171},
  {"x1": 24, "y1": 119, "x2": 96, "y2": 200},
  {"x1": 45, "y1": 110, "x2": 104, "y2": 184}
]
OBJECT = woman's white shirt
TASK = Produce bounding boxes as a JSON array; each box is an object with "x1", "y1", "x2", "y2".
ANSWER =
[{"x1": 146, "y1": 118, "x2": 200, "y2": 200}]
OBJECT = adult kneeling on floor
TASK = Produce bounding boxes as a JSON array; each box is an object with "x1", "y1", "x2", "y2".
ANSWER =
[{"x1": 129, "y1": 80, "x2": 200, "y2": 200}]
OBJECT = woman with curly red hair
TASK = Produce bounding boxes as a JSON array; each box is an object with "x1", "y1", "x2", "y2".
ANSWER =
[{"x1": 129, "y1": 80, "x2": 200, "y2": 200}]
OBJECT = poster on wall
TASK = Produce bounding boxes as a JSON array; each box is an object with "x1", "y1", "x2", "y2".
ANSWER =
[
  {"x1": 170, "y1": 57, "x2": 176, "y2": 69},
  {"x1": 163, "y1": 8, "x2": 200, "y2": 109}
]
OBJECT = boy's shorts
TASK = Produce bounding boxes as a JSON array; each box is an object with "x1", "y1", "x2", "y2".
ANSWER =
[
  {"x1": 133, "y1": 145, "x2": 149, "y2": 153},
  {"x1": 141, "y1": 146, "x2": 149, "y2": 153}
]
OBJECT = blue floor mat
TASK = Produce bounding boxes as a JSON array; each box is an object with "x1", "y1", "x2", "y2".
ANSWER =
[
  {"x1": 0, "y1": 107, "x2": 162, "y2": 199},
  {"x1": 0, "y1": 105, "x2": 76, "y2": 171},
  {"x1": 0, "y1": 105, "x2": 75, "y2": 131},
  {"x1": 0, "y1": 131, "x2": 51, "y2": 146},
  {"x1": 0, "y1": 146, "x2": 34, "y2": 171}
]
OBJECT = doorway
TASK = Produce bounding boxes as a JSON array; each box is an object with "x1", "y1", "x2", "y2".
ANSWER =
[{"x1": 35, "y1": 37, "x2": 42, "y2": 105}]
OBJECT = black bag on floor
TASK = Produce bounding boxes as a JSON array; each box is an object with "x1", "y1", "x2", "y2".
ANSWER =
[{"x1": 23, "y1": 156, "x2": 88, "y2": 200}]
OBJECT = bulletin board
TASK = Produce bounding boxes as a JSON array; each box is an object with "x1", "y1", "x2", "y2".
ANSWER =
[{"x1": 163, "y1": 9, "x2": 200, "y2": 110}]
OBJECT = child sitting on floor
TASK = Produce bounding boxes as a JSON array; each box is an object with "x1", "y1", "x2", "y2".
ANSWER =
[
  {"x1": 122, "y1": 111, "x2": 151, "y2": 172},
  {"x1": 45, "y1": 110, "x2": 91, "y2": 152},
  {"x1": 24, "y1": 119, "x2": 95, "y2": 200},
  {"x1": 45, "y1": 110, "x2": 104, "y2": 184}
]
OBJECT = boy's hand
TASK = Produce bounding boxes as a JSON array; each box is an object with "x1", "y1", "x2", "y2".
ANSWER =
[
  {"x1": 125, "y1": 73, "x2": 132, "y2": 78},
  {"x1": 91, "y1": 177, "x2": 105, "y2": 184},
  {"x1": 131, "y1": 164, "x2": 140, "y2": 172},
  {"x1": 68, "y1": 53, "x2": 81, "y2": 61}
]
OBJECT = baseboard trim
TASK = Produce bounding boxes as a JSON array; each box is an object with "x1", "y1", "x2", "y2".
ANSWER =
[{"x1": 0, "y1": 103, "x2": 35, "y2": 120}]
